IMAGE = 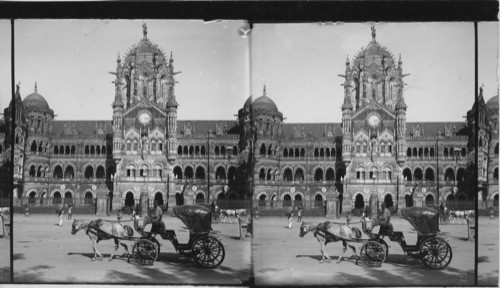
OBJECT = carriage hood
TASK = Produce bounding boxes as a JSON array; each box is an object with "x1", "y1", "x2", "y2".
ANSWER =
[
  {"x1": 173, "y1": 205, "x2": 212, "y2": 234},
  {"x1": 401, "y1": 207, "x2": 439, "y2": 235}
]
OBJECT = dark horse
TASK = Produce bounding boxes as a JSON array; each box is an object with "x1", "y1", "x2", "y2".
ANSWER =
[
  {"x1": 71, "y1": 219, "x2": 134, "y2": 261},
  {"x1": 299, "y1": 221, "x2": 362, "y2": 263}
]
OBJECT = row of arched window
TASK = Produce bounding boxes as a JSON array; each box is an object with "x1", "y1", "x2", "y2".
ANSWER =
[
  {"x1": 257, "y1": 193, "x2": 324, "y2": 207},
  {"x1": 278, "y1": 167, "x2": 343, "y2": 182},
  {"x1": 177, "y1": 145, "x2": 238, "y2": 157},
  {"x1": 30, "y1": 140, "x2": 49, "y2": 153},
  {"x1": 406, "y1": 146, "x2": 467, "y2": 159},
  {"x1": 402, "y1": 167, "x2": 464, "y2": 182},
  {"x1": 30, "y1": 141, "x2": 112, "y2": 156},
  {"x1": 28, "y1": 164, "x2": 49, "y2": 178},
  {"x1": 172, "y1": 165, "x2": 237, "y2": 181},
  {"x1": 51, "y1": 165, "x2": 115, "y2": 180},
  {"x1": 355, "y1": 168, "x2": 392, "y2": 180},
  {"x1": 354, "y1": 142, "x2": 393, "y2": 155},
  {"x1": 84, "y1": 145, "x2": 111, "y2": 155},
  {"x1": 125, "y1": 140, "x2": 163, "y2": 152}
]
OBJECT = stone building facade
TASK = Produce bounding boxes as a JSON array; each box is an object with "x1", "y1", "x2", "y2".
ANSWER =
[{"x1": 1, "y1": 26, "x2": 498, "y2": 212}]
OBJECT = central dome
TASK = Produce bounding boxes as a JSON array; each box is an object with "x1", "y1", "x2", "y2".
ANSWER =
[
  {"x1": 23, "y1": 90, "x2": 50, "y2": 111},
  {"x1": 486, "y1": 94, "x2": 499, "y2": 112},
  {"x1": 252, "y1": 95, "x2": 279, "y2": 113}
]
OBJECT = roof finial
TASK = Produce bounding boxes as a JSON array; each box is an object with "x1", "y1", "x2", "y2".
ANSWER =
[
  {"x1": 142, "y1": 22, "x2": 148, "y2": 38},
  {"x1": 16, "y1": 81, "x2": 20, "y2": 93},
  {"x1": 480, "y1": 83, "x2": 484, "y2": 96},
  {"x1": 169, "y1": 51, "x2": 174, "y2": 63},
  {"x1": 346, "y1": 54, "x2": 350, "y2": 65},
  {"x1": 398, "y1": 53, "x2": 402, "y2": 65},
  {"x1": 34, "y1": 82, "x2": 37, "y2": 92},
  {"x1": 371, "y1": 26, "x2": 376, "y2": 41},
  {"x1": 263, "y1": 85, "x2": 267, "y2": 96},
  {"x1": 117, "y1": 52, "x2": 121, "y2": 63}
]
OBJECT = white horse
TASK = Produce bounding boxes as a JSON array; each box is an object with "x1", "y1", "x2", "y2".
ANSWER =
[
  {"x1": 71, "y1": 219, "x2": 133, "y2": 261},
  {"x1": 299, "y1": 221, "x2": 362, "y2": 263}
]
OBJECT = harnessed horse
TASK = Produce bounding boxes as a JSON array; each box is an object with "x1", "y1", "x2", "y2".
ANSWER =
[
  {"x1": 299, "y1": 221, "x2": 362, "y2": 263},
  {"x1": 71, "y1": 219, "x2": 134, "y2": 261}
]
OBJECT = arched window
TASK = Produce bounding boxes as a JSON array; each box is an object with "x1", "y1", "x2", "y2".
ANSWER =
[
  {"x1": 294, "y1": 194, "x2": 303, "y2": 207},
  {"x1": 64, "y1": 166, "x2": 75, "y2": 179},
  {"x1": 29, "y1": 165, "x2": 36, "y2": 177},
  {"x1": 445, "y1": 168, "x2": 455, "y2": 182},
  {"x1": 283, "y1": 168, "x2": 293, "y2": 181},
  {"x1": 283, "y1": 148, "x2": 288, "y2": 157},
  {"x1": 355, "y1": 194, "x2": 364, "y2": 209},
  {"x1": 64, "y1": 191, "x2": 73, "y2": 205},
  {"x1": 53, "y1": 166, "x2": 63, "y2": 178},
  {"x1": 53, "y1": 192, "x2": 62, "y2": 204},
  {"x1": 214, "y1": 146, "x2": 220, "y2": 155},
  {"x1": 65, "y1": 145, "x2": 70, "y2": 154},
  {"x1": 314, "y1": 194, "x2": 324, "y2": 207},
  {"x1": 295, "y1": 148, "x2": 300, "y2": 158},
  {"x1": 424, "y1": 168, "x2": 435, "y2": 181},
  {"x1": 300, "y1": 148, "x2": 305, "y2": 157},
  {"x1": 125, "y1": 192, "x2": 135, "y2": 207},
  {"x1": 314, "y1": 168, "x2": 324, "y2": 181},
  {"x1": 201, "y1": 146, "x2": 206, "y2": 155},
  {"x1": 412, "y1": 147, "x2": 417, "y2": 157},
  {"x1": 31, "y1": 140, "x2": 37, "y2": 152},
  {"x1": 403, "y1": 168, "x2": 412, "y2": 181},
  {"x1": 495, "y1": 143, "x2": 499, "y2": 155},
  {"x1": 461, "y1": 147, "x2": 467, "y2": 157},
  {"x1": 189, "y1": 146, "x2": 194, "y2": 155},
  {"x1": 320, "y1": 148, "x2": 324, "y2": 157},
  {"x1": 54, "y1": 146, "x2": 59, "y2": 154},
  {"x1": 84, "y1": 192, "x2": 93, "y2": 205},
  {"x1": 38, "y1": 142, "x2": 43, "y2": 153},
  {"x1": 443, "y1": 147, "x2": 449, "y2": 158},
  {"x1": 183, "y1": 146, "x2": 188, "y2": 155},
  {"x1": 418, "y1": 148, "x2": 423, "y2": 158},
  {"x1": 384, "y1": 194, "x2": 394, "y2": 208},
  {"x1": 259, "y1": 168, "x2": 266, "y2": 180},
  {"x1": 457, "y1": 168, "x2": 465, "y2": 182},
  {"x1": 424, "y1": 147, "x2": 429, "y2": 157},
  {"x1": 425, "y1": 194, "x2": 434, "y2": 206},
  {"x1": 195, "y1": 167, "x2": 205, "y2": 179},
  {"x1": 414, "y1": 168, "x2": 423, "y2": 181},
  {"x1": 267, "y1": 168, "x2": 272, "y2": 180},
  {"x1": 259, "y1": 194, "x2": 267, "y2": 207},
  {"x1": 71, "y1": 146, "x2": 76, "y2": 154},
  {"x1": 283, "y1": 194, "x2": 292, "y2": 207},
  {"x1": 90, "y1": 145, "x2": 95, "y2": 154},
  {"x1": 228, "y1": 166, "x2": 236, "y2": 180},
  {"x1": 173, "y1": 166, "x2": 182, "y2": 179},
  {"x1": 96, "y1": 166, "x2": 105, "y2": 179},
  {"x1": 184, "y1": 166, "x2": 194, "y2": 179},
  {"x1": 494, "y1": 168, "x2": 499, "y2": 180},
  {"x1": 407, "y1": 147, "x2": 412, "y2": 157},
  {"x1": 195, "y1": 193, "x2": 205, "y2": 204},
  {"x1": 430, "y1": 147, "x2": 435, "y2": 157},
  {"x1": 314, "y1": 148, "x2": 319, "y2": 157},
  {"x1": 177, "y1": 145, "x2": 183, "y2": 155},
  {"x1": 325, "y1": 168, "x2": 335, "y2": 181},
  {"x1": 326, "y1": 148, "x2": 330, "y2": 157},
  {"x1": 84, "y1": 166, "x2": 94, "y2": 179},
  {"x1": 215, "y1": 166, "x2": 226, "y2": 180},
  {"x1": 260, "y1": 143, "x2": 266, "y2": 156},
  {"x1": 294, "y1": 168, "x2": 304, "y2": 182},
  {"x1": 194, "y1": 146, "x2": 200, "y2": 155}
]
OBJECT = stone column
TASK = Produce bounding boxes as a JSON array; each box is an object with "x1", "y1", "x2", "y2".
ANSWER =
[
  {"x1": 370, "y1": 192, "x2": 379, "y2": 218},
  {"x1": 325, "y1": 188, "x2": 339, "y2": 219},
  {"x1": 414, "y1": 189, "x2": 423, "y2": 207},
  {"x1": 140, "y1": 190, "x2": 149, "y2": 216},
  {"x1": 95, "y1": 186, "x2": 109, "y2": 216}
]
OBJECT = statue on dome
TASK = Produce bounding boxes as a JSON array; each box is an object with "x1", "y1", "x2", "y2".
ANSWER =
[
  {"x1": 142, "y1": 23, "x2": 148, "y2": 38},
  {"x1": 371, "y1": 26, "x2": 376, "y2": 41}
]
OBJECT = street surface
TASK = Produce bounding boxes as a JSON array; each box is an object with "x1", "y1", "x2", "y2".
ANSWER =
[
  {"x1": 478, "y1": 216, "x2": 499, "y2": 286},
  {"x1": 253, "y1": 215, "x2": 476, "y2": 286},
  {"x1": 13, "y1": 213, "x2": 251, "y2": 284},
  {"x1": 0, "y1": 233, "x2": 10, "y2": 282}
]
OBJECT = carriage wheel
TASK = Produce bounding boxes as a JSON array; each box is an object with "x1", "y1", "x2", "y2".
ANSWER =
[
  {"x1": 132, "y1": 239, "x2": 158, "y2": 266},
  {"x1": 191, "y1": 235, "x2": 225, "y2": 269},
  {"x1": 376, "y1": 239, "x2": 389, "y2": 257},
  {"x1": 419, "y1": 237, "x2": 452, "y2": 270},
  {"x1": 140, "y1": 236, "x2": 161, "y2": 255},
  {"x1": 360, "y1": 241, "x2": 386, "y2": 268}
]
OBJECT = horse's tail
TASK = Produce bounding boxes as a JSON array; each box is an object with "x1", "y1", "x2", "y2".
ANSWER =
[
  {"x1": 351, "y1": 227, "x2": 362, "y2": 239},
  {"x1": 124, "y1": 225, "x2": 134, "y2": 237}
]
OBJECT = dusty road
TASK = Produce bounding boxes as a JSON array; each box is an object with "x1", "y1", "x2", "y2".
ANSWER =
[
  {"x1": 253, "y1": 215, "x2": 476, "y2": 286},
  {"x1": 13, "y1": 213, "x2": 251, "y2": 285},
  {"x1": 478, "y1": 216, "x2": 499, "y2": 286},
  {"x1": 0, "y1": 233, "x2": 10, "y2": 282}
]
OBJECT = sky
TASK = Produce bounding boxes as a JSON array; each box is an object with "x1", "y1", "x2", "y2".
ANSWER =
[
  {"x1": 252, "y1": 22, "x2": 497, "y2": 123},
  {"x1": 0, "y1": 21, "x2": 498, "y2": 124},
  {"x1": 6, "y1": 20, "x2": 250, "y2": 121},
  {"x1": 0, "y1": 20, "x2": 10, "y2": 111}
]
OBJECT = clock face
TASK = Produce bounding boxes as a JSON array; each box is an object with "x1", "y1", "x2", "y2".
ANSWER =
[
  {"x1": 138, "y1": 112, "x2": 151, "y2": 125},
  {"x1": 367, "y1": 114, "x2": 380, "y2": 128}
]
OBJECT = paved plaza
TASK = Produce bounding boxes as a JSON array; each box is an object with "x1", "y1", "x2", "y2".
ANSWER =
[
  {"x1": 478, "y1": 216, "x2": 499, "y2": 286},
  {"x1": 253, "y1": 215, "x2": 477, "y2": 286},
  {"x1": 13, "y1": 213, "x2": 251, "y2": 284}
]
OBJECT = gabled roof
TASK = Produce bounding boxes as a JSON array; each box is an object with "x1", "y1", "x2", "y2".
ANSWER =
[
  {"x1": 123, "y1": 99, "x2": 167, "y2": 118},
  {"x1": 406, "y1": 121, "x2": 468, "y2": 138},
  {"x1": 52, "y1": 120, "x2": 112, "y2": 136}
]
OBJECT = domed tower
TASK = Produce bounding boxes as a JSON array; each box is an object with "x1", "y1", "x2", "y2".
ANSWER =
[
  {"x1": 110, "y1": 24, "x2": 181, "y2": 210},
  {"x1": 22, "y1": 83, "x2": 54, "y2": 194},
  {"x1": 3, "y1": 83, "x2": 28, "y2": 196},
  {"x1": 340, "y1": 26, "x2": 408, "y2": 210}
]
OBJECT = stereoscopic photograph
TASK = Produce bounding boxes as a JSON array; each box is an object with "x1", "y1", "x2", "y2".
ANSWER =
[{"x1": 0, "y1": 18, "x2": 497, "y2": 287}]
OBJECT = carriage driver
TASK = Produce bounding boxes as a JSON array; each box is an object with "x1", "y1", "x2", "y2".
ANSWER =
[
  {"x1": 149, "y1": 200, "x2": 165, "y2": 233},
  {"x1": 370, "y1": 202, "x2": 393, "y2": 233}
]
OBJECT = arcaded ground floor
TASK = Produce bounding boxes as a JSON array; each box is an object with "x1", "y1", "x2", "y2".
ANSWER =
[
  {"x1": 253, "y1": 215, "x2": 481, "y2": 286},
  {"x1": 13, "y1": 213, "x2": 252, "y2": 284}
]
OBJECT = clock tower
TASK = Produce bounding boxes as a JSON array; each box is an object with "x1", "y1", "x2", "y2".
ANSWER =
[
  {"x1": 340, "y1": 26, "x2": 407, "y2": 212},
  {"x1": 111, "y1": 24, "x2": 179, "y2": 210}
]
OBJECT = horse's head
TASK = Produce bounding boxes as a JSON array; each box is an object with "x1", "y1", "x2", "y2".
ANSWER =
[
  {"x1": 71, "y1": 219, "x2": 84, "y2": 235},
  {"x1": 299, "y1": 222, "x2": 312, "y2": 237}
]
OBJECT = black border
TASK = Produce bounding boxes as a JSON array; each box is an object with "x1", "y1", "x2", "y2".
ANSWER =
[{"x1": 0, "y1": 1, "x2": 498, "y2": 22}]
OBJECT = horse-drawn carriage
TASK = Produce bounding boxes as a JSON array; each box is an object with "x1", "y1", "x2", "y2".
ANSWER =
[
  {"x1": 72, "y1": 204, "x2": 225, "y2": 269},
  {"x1": 132, "y1": 205, "x2": 225, "y2": 268},
  {"x1": 300, "y1": 206, "x2": 452, "y2": 270}
]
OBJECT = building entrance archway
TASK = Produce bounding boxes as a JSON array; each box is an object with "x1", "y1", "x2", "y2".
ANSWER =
[{"x1": 125, "y1": 192, "x2": 135, "y2": 207}]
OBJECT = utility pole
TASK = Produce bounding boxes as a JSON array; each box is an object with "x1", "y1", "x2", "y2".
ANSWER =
[
  {"x1": 436, "y1": 132, "x2": 440, "y2": 205},
  {"x1": 207, "y1": 131, "x2": 211, "y2": 204}
]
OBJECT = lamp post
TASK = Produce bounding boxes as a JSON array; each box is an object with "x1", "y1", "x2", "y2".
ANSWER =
[
  {"x1": 226, "y1": 146, "x2": 233, "y2": 194},
  {"x1": 206, "y1": 130, "x2": 211, "y2": 205},
  {"x1": 436, "y1": 132, "x2": 440, "y2": 205}
]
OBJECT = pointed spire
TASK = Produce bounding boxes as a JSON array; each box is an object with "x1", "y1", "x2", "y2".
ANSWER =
[
  {"x1": 263, "y1": 85, "x2": 267, "y2": 96},
  {"x1": 142, "y1": 22, "x2": 148, "y2": 39},
  {"x1": 169, "y1": 51, "x2": 174, "y2": 64},
  {"x1": 34, "y1": 82, "x2": 38, "y2": 93},
  {"x1": 15, "y1": 81, "x2": 21, "y2": 95},
  {"x1": 117, "y1": 52, "x2": 121, "y2": 63},
  {"x1": 371, "y1": 26, "x2": 376, "y2": 42},
  {"x1": 398, "y1": 54, "x2": 403, "y2": 66},
  {"x1": 345, "y1": 54, "x2": 350, "y2": 66}
]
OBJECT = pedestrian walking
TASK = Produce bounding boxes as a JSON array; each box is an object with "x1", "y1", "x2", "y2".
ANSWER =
[
  {"x1": 287, "y1": 208, "x2": 294, "y2": 229},
  {"x1": 57, "y1": 204, "x2": 64, "y2": 226},
  {"x1": 67, "y1": 204, "x2": 73, "y2": 220},
  {"x1": 297, "y1": 207, "x2": 303, "y2": 222},
  {"x1": 24, "y1": 203, "x2": 30, "y2": 217}
]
